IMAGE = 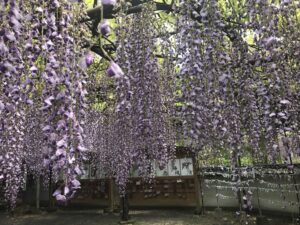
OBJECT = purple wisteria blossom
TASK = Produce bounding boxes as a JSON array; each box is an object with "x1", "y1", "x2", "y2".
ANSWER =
[
  {"x1": 107, "y1": 61, "x2": 124, "y2": 78},
  {"x1": 102, "y1": 0, "x2": 116, "y2": 6},
  {"x1": 99, "y1": 20, "x2": 111, "y2": 36}
]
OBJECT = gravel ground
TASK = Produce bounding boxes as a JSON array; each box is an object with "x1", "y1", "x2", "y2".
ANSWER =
[{"x1": 0, "y1": 209, "x2": 293, "y2": 225}]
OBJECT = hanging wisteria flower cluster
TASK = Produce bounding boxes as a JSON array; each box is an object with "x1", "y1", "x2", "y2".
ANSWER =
[
  {"x1": 177, "y1": 0, "x2": 300, "y2": 165},
  {"x1": 39, "y1": 0, "x2": 89, "y2": 203},
  {"x1": 0, "y1": 0, "x2": 28, "y2": 208},
  {"x1": 114, "y1": 4, "x2": 176, "y2": 191},
  {"x1": 84, "y1": 3, "x2": 176, "y2": 193},
  {"x1": 0, "y1": 0, "x2": 90, "y2": 207},
  {"x1": 177, "y1": 0, "x2": 300, "y2": 211}
]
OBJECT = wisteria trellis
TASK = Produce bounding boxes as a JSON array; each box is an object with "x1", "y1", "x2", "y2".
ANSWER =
[{"x1": 0, "y1": 0, "x2": 300, "y2": 211}]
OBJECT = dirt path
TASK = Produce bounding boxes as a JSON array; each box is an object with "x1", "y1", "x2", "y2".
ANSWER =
[{"x1": 0, "y1": 209, "x2": 292, "y2": 225}]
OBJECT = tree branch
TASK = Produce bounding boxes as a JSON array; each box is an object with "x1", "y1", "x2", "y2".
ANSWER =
[
  {"x1": 86, "y1": 1, "x2": 173, "y2": 22},
  {"x1": 85, "y1": 1, "x2": 251, "y2": 64},
  {"x1": 90, "y1": 44, "x2": 115, "y2": 61}
]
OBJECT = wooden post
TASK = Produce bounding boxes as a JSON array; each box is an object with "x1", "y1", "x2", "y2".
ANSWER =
[{"x1": 193, "y1": 155, "x2": 203, "y2": 214}]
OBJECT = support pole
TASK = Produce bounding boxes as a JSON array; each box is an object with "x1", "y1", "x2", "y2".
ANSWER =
[
  {"x1": 237, "y1": 155, "x2": 242, "y2": 213},
  {"x1": 193, "y1": 155, "x2": 203, "y2": 214},
  {"x1": 36, "y1": 176, "x2": 40, "y2": 210},
  {"x1": 121, "y1": 192, "x2": 129, "y2": 222},
  {"x1": 48, "y1": 166, "x2": 54, "y2": 209},
  {"x1": 109, "y1": 177, "x2": 114, "y2": 213}
]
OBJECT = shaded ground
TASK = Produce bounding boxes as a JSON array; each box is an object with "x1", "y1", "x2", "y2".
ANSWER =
[{"x1": 0, "y1": 209, "x2": 294, "y2": 225}]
